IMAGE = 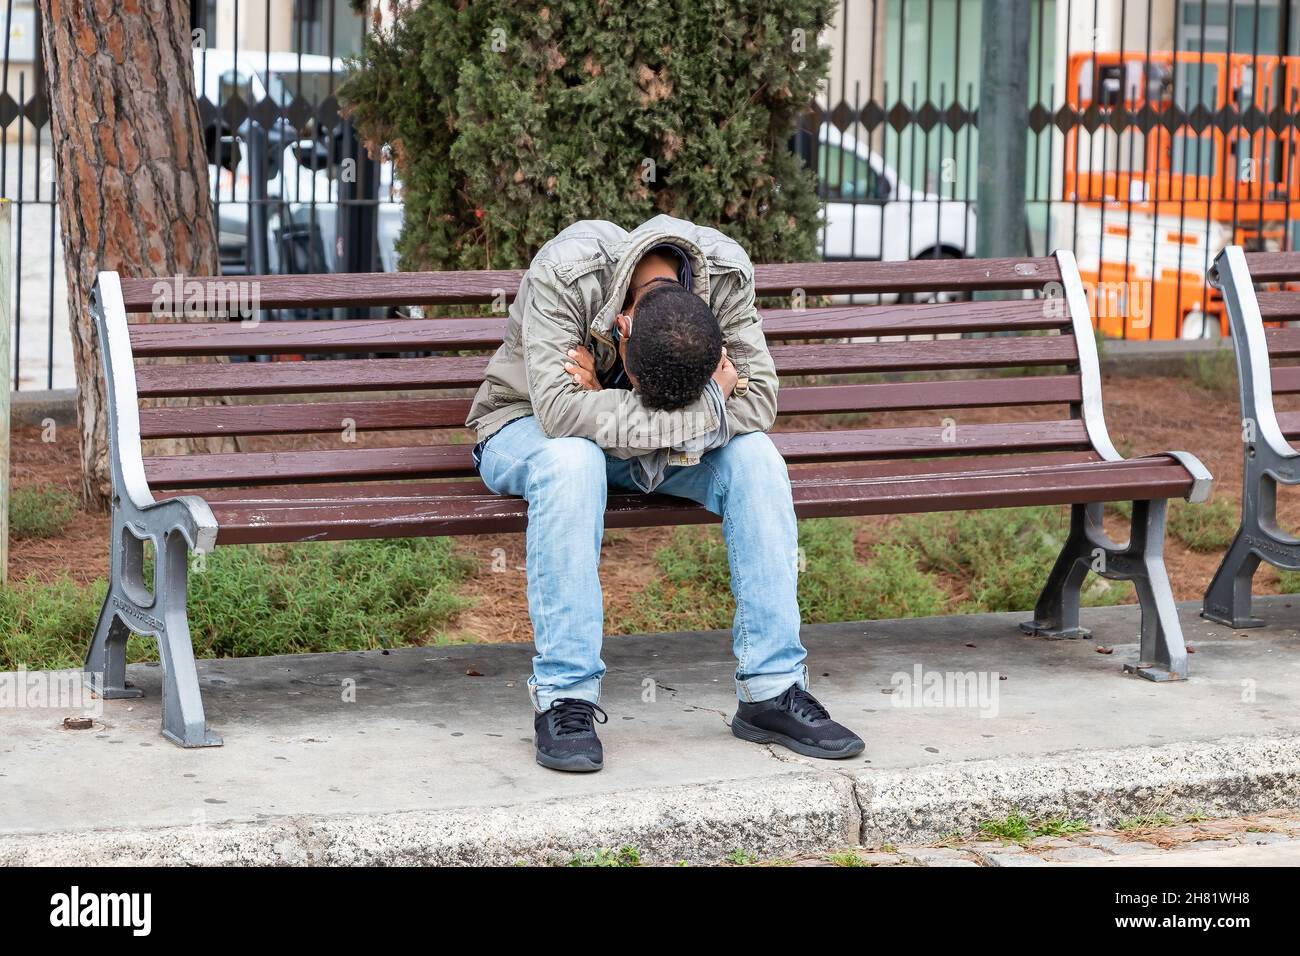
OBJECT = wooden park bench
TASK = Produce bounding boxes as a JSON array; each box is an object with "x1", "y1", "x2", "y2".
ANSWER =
[
  {"x1": 1203, "y1": 246, "x2": 1300, "y2": 627},
  {"x1": 87, "y1": 250, "x2": 1212, "y2": 747}
]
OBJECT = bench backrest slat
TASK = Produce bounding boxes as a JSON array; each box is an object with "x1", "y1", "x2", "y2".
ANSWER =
[
  {"x1": 126, "y1": 298, "x2": 1067, "y2": 356},
  {"x1": 132, "y1": 335, "x2": 1078, "y2": 398},
  {"x1": 117, "y1": 257, "x2": 1062, "y2": 313},
  {"x1": 137, "y1": 375, "x2": 1084, "y2": 439},
  {"x1": 143, "y1": 419, "x2": 1093, "y2": 489}
]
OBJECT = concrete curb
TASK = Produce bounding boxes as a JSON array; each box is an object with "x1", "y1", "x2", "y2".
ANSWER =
[
  {"x1": 5, "y1": 732, "x2": 1299, "y2": 865},
  {"x1": 857, "y1": 733, "x2": 1300, "y2": 845},
  {"x1": 10, "y1": 388, "x2": 77, "y2": 428},
  {"x1": 0, "y1": 770, "x2": 857, "y2": 866}
]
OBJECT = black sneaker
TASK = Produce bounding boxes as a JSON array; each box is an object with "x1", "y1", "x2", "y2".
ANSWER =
[
  {"x1": 732, "y1": 685, "x2": 865, "y2": 759},
  {"x1": 534, "y1": 698, "x2": 607, "y2": 772}
]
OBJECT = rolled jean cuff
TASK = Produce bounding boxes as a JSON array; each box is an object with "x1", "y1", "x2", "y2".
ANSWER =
[
  {"x1": 735, "y1": 664, "x2": 808, "y2": 704},
  {"x1": 530, "y1": 676, "x2": 602, "y2": 713}
]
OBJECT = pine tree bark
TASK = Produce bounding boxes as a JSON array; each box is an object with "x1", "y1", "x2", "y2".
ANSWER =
[{"x1": 37, "y1": 0, "x2": 232, "y2": 509}]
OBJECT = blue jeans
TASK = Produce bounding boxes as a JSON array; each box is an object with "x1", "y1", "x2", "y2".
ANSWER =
[{"x1": 477, "y1": 415, "x2": 808, "y2": 711}]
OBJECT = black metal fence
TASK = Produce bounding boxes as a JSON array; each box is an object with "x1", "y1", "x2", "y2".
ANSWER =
[{"x1": 5, "y1": 1, "x2": 1300, "y2": 391}]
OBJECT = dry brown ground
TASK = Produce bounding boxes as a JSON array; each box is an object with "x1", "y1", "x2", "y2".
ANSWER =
[{"x1": 12, "y1": 371, "x2": 1300, "y2": 644}]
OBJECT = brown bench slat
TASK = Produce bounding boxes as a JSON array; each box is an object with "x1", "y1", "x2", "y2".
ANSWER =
[
  {"x1": 179, "y1": 451, "x2": 1105, "y2": 502},
  {"x1": 125, "y1": 299, "x2": 1065, "y2": 357},
  {"x1": 1243, "y1": 252, "x2": 1300, "y2": 282},
  {"x1": 172, "y1": 451, "x2": 1109, "y2": 504},
  {"x1": 204, "y1": 457, "x2": 1192, "y2": 544},
  {"x1": 1255, "y1": 292, "x2": 1300, "y2": 321},
  {"x1": 1264, "y1": 327, "x2": 1300, "y2": 356},
  {"x1": 1271, "y1": 365, "x2": 1300, "y2": 394},
  {"x1": 143, "y1": 420, "x2": 1091, "y2": 490},
  {"x1": 117, "y1": 258, "x2": 1062, "y2": 314},
  {"x1": 1276, "y1": 410, "x2": 1300, "y2": 438},
  {"x1": 133, "y1": 335, "x2": 1077, "y2": 398},
  {"x1": 138, "y1": 375, "x2": 1083, "y2": 438}
]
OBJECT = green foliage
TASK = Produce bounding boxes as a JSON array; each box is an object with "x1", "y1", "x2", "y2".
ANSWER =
[
  {"x1": 890, "y1": 507, "x2": 1130, "y2": 613},
  {"x1": 1276, "y1": 567, "x2": 1300, "y2": 595},
  {"x1": 979, "y1": 812, "x2": 1088, "y2": 841},
  {"x1": 8, "y1": 485, "x2": 78, "y2": 539},
  {"x1": 340, "y1": 1, "x2": 837, "y2": 270},
  {"x1": 978, "y1": 813, "x2": 1032, "y2": 841},
  {"x1": 0, "y1": 539, "x2": 476, "y2": 670},
  {"x1": 1170, "y1": 502, "x2": 1237, "y2": 554},
  {"x1": 826, "y1": 850, "x2": 870, "y2": 867},
  {"x1": 567, "y1": 846, "x2": 642, "y2": 867},
  {"x1": 0, "y1": 575, "x2": 111, "y2": 671},
  {"x1": 1185, "y1": 347, "x2": 1238, "y2": 397},
  {"x1": 615, "y1": 517, "x2": 945, "y2": 633},
  {"x1": 185, "y1": 538, "x2": 475, "y2": 659},
  {"x1": 1115, "y1": 813, "x2": 1176, "y2": 830},
  {"x1": 1166, "y1": 497, "x2": 1239, "y2": 553},
  {"x1": 724, "y1": 847, "x2": 757, "y2": 865},
  {"x1": 1033, "y1": 815, "x2": 1090, "y2": 837}
]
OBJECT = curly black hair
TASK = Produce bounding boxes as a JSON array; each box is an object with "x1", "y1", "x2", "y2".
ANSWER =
[{"x1": 624, "y1": 283, "x2": 723, "y2": 411}]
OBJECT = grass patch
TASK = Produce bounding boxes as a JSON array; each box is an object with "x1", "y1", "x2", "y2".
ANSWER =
[
  {"x1": 1, "y1": 538, "x2": 476, "y2": 670},
  {"x1": 1167, "y1": 497, "x2": 1239, "y2": 553},
  {"x1": 615, "y1": 518, "x2": 945, "y2": 634},
  {"x1": 890, "y1": 507, "x2": 1130, "y2": 613},
  {"x1": 826, "y1": 850, "x2": 871, "y2": 867},
  {"x1": 1033, "y1": 815, "x2": 1090, "y2": 837},
  {"x1": 186, "y1": 538, "x2": 475, "y2": 659},
  {"x1": 1185, "y1": 348, "x2": 1238, "y2": 397},
  {"x1": 566, "y1": 846, "x2": 640, "y2": 867},
  {"x1": 724, "y1": 848, "x2": 758, "y2": 866},
  {"x1": 1115, "y1": 813, "x2": 1177, "y2": 831},
  {"x1": 978, "y1": 813, "x2": 1033, "y2": 842},
  {"x1": 617, "y1": 506, "x2": 1136, "y2": 633},
  {"x1": 978, "y1": 812, "x2": 1089, "y2": 842},
  {"x1": 8, "y1": 485, "x2": 78, "y2": 539},
  {"x1": 0, "y1": 574, "x2": 111, "y2": 670}
]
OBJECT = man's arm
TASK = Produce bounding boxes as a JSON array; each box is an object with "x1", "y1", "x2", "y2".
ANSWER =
[
  {"x1": 522, "y1": 259, "x2": 722, "y2": 457},
  {"x1": 711, "y1": 268, "x2": 778, "y2": 436}
]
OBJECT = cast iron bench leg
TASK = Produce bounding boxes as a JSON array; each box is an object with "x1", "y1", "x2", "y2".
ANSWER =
[
  {"x1": 85, "y1": 519, "x2": 150, "y2": 700},
  {"x1": 1203, "y1": 459, "x2": 1298, "y2": 629},
  {"x1": 85, "y1": 501, "x2": 222, "y2": 747},
  {"x1": 1019, "y1": 502, "x2": 1095, "y2": 639},
  {"x1": 1022, "y1": 500, "x2": 1188, "y2": 681},
  {"x1": 1202, "y1": 529, "x2": 1265, "y2": 629}
]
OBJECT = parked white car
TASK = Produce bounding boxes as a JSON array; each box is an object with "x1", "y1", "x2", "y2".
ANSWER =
[{"x1": 817, "y1": 124, "x2": 976, "y2": 262}]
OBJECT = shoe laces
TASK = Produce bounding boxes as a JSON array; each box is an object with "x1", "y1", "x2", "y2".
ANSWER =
[
  {"x1": 780, "y1": 686, "x2": 829, "y2": 722},
  {"x1": 547, "y1": 698, "x2": 608, "y2": 736}
]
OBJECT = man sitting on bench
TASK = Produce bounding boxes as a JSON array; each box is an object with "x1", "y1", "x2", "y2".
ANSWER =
[{"x1": 467, "y1": 215, "x2": 865, "y2": 772}]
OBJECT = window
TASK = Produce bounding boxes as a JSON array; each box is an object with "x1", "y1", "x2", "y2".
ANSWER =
[{"x1": 817, "y1": 145, "x2": 889, "y2": 202}]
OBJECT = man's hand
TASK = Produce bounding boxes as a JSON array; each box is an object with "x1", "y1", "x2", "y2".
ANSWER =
[
  {"x1": 565, "y1": 346, "x2": 602, "y2": 391},
  {"x1": 712, "y1": 347, "x2": 738, "y2": 399}
]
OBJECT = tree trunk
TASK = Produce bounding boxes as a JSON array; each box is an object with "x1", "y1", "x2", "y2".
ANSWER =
[{"x1": 37, "y1": 0, "x2": 232, "y2": 510}]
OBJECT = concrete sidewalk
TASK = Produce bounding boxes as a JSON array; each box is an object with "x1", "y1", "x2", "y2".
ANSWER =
[{"x1": 3, "y1": 597, "x2": 1300, "y2": 865}]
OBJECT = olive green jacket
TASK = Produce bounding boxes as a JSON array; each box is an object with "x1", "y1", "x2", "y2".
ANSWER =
[{"x1": 465, "y1": 215, "x2": 778, "y2": 458}]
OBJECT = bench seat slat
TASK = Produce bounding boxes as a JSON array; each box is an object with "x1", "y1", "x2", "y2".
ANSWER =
[
  {"x1": 125, "y1": 300, "x2": 1066, "y2": 356},
  {"x1": 133, "y1": 336, "x2": 1078, "y2": 398},
  {"x1": 178, "y1": 451, "x2": 1109, "y2": 503},
  {"x1": 116, "y1": 258, "x2": 1062, "y2": 313},
  {"x1": 199, "y1": 457, "x2": 1193, "y2": 544},
  {"x1": 143, "y1": 420, "x2": 1093, "y2": 490},
  {"x1": 137, "y1": 376, "x2": 1083, "y2": 438}
]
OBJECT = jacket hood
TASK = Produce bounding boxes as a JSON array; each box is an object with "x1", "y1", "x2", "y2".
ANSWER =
[{"x1": 590, "y1": 215, "x2": 713, "y2": 342}]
